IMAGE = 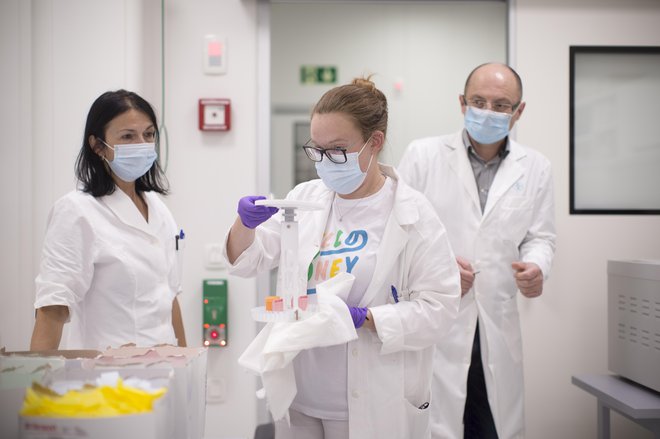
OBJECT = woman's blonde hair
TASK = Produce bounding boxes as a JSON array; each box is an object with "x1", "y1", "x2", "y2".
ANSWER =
[{"x1": 312, "y1": 75, "x2": 388, "y2": 141}]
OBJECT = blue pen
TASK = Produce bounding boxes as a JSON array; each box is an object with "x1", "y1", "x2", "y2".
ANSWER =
[{"x1": 391, "y1": 285, "x2": 399, "y2": 303}]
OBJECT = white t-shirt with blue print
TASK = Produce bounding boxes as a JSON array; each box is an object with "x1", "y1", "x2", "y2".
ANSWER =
[{"x1": 291, "y1": 177, "x2": 395, "y2": 420}]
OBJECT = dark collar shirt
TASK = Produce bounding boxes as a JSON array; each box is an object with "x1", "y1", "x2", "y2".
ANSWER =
[{"x1": 462, "y1": 129, "x2": 510, "y2": 213}]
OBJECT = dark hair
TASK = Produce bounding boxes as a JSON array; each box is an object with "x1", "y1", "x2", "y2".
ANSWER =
[
  {"x1": 75, "y1": 89, "x2": 169, "y2": 197},
  {"x1": 464, "y1": 63, "x2": 523, "y2": 102},
  {"x1": 312, "y1": 76, "x2": 388, "y2": 141}
]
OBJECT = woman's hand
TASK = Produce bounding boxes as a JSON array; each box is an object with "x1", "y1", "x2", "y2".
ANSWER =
[{"x1": 237, "y1": 196, "x2": 278, "y2": 229}]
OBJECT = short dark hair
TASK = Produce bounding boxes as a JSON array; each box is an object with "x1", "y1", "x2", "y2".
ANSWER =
[
  {"x1": 464, "y1": 63, "x2": 523, "y2": 102},
  {"x1": 75, "y1": 89, "x2": 169, "y2": 197}
]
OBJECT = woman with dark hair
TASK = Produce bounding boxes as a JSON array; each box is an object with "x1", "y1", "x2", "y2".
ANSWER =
[{"x1": 30, "y1": 89, "x2": 186, "y2": 351}]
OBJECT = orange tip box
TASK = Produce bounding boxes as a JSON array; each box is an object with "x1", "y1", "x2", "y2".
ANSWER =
[{"x1": 265, "y1": 295, "x2": 282, "y2": 311}]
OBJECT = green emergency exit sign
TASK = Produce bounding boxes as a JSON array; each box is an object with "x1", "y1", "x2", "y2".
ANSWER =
[{"x1": 300, "y1": 65, "x2": 337, "y2": 85}]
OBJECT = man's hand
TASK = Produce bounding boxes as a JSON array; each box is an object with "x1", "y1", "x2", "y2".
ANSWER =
[
  {"x1": 512, "y1": 261, "x2": 543, "y2": 298},
  {"x1": 456, "y1": 256, "x2": 476, "y2": 297}
]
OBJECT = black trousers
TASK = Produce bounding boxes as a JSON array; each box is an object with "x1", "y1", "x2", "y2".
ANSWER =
[{"x1": 464, "y1": 322, "x2": 499, "y2": 439}]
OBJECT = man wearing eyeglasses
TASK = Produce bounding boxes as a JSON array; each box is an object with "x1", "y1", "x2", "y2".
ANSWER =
[{"x1": 398, "y1": 63, "x2": 556, "y2": 439}]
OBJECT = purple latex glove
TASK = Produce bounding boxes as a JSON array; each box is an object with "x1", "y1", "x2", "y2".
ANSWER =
[
  {"x1": 237, "y1": 196, "x2": 279, "y2": 229},
  {"x1": 349, "y1": 306, "x2": 368, "y2": 328}
]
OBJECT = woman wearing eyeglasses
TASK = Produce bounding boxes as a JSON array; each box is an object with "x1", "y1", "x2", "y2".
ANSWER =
[{"x1": 225, "y1": 77, "x2": 460, "y2": 439}]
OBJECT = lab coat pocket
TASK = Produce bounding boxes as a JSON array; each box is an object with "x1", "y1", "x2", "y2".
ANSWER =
[
  {"x1": 501, "y1": 195, "x2": 533, "y2": 210},
  {"x1": 170, "y1": 234, "x2": 185, "y2": 294},
  {"x1": 404, "y1": 397, "x2": 431, "y2": 439},
  {"x1": 499, "y1": 195, "x2": 533, "y2": 242}
]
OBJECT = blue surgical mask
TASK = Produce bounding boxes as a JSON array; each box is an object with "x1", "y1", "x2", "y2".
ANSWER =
[
  {"x1": 101, "y1": 140, "x2": 158, "y2": 182},
  {"x1": 464, "y1": 106, "x2": 512, "y2": 144},
  {"x1": 315, "y1": 139, "x2": 373, "y2": 195}
]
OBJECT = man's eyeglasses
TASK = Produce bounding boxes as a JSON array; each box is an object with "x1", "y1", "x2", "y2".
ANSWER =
[
  {"x1": 302, "y1": 141, "x2": 348, "y2": 164},
  {"x1": 464, "y1": 97, "x2": 520, "y2": 114}
]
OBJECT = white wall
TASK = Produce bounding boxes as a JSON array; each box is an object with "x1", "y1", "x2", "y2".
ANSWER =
[
  {"x1": 0, "y1": 1, "x2": 259, "y2": 438},
  {"x1": 165, "y1": 0, "x2": 257, "y2": 438},
  {"x1": 513, "y1": 0, "x2": 660, "y2": 438},
  {"x1": 1, "y1": 0, "x2": 161, "y2": 350},
  {"x1": 0, "y1": 0, "x2": 34, "y2": 352},
  {"x1": 160, "y1": 1, "x2": 260, "y2": 438}
]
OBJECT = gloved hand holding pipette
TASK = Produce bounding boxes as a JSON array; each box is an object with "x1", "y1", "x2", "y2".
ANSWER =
[{"x1": 237, "y1": 195, "x2": 279, "y2": 229}]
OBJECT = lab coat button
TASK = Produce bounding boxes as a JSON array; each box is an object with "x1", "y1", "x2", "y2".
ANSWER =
[
  {"x1": 351, "y1": 348, "x2": 358, "y2": 357},
  {"x1": 351, "y1": 390, "x2": 360, "y2": 399}
]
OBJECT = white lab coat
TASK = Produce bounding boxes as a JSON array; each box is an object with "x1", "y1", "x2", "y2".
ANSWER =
[
  {"x1": 227, "y1": 165, "x2": 461, "y2": 439},
  {"x1": 34, "y1": 189, "x2": 183, "y2": 350},
  {"x1": 398, "y1": 131, "x2": 556, "y2": 439}
]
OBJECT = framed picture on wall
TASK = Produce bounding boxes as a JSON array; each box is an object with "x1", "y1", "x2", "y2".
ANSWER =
[{"x1": 569, "y1": 45, "x2": 660, "y2": 214}]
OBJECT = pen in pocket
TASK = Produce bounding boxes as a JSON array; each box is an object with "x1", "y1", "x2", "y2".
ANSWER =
[
  {"x1": 391, "y1": 285, "x2": 399, "y2": 303},
  {"x1": 175, "y1": 229, "x2": 185, "y2": 251}
]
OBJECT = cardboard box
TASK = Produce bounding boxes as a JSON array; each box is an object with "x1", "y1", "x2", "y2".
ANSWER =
[
  {"x1": 95, "y1": 346, "x2": 208, "y2": 439},
  {"x1": 18, "y1": 367, "x2": 174, "y2": 439},
  {"x1": 0, "y1": 350, "x2": 101, "y2": 439},
  {"x1": 2, "y1": 347, "x2": 206, "y2": 439},
  {"x1": 20, "y1": 413, "x2": 164, "y2": 439}
]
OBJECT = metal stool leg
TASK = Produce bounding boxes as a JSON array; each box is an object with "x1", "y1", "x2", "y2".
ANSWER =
[{"x1": 597, "y1": 400, "x2": 610, "y2": 439}]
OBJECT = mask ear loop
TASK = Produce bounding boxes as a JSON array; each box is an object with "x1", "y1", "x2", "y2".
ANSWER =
[
  {"x1": 364, "y1": 148, "x2": 375, "y2": 174},
  {"x1": 357, "y1": 136, "x2": 375, "y2": 174},
  {"x1": 97, "y1": 138, "x2": 115, "y2": 151},
  {"x1": 96, "y1": 137, "x2": 115, "y2": 167}
]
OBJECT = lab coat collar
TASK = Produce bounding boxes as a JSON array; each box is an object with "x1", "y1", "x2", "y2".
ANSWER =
[
  {"x1": 380, "y1": 164, "x2": 420, "y2": 226},
  {"x1": 358, "y1": 164, "x2": 412, "y2": 307},
  {"x1": 462, "y1": 129, "x2": 511, "y2": 160},
  {"x1": 482, "y1": 140, "x2": 526, "y2": 217},
  {"x1": 445, "y1": 131, "x2": 527, "y2": 220},
  {"x1": 100, "y1": 189, "x2": 158, "y2": 238}
]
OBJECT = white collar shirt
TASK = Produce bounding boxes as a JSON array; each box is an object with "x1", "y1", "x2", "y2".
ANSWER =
[{"x1": 34, "y1": 189, "x2": 182, "y2": 350}]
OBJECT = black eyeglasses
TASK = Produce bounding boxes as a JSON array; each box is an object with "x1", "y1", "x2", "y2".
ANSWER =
[{"x1": 302, "y1": 141, "x2": 348, "y2": 164}]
